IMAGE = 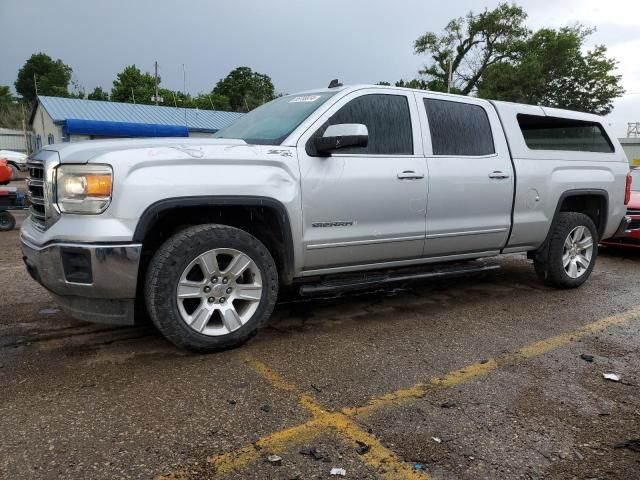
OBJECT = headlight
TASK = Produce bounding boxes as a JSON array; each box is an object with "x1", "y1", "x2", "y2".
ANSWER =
[{"x1": 56, "y1": 164, "x2": 113, "y2": 214}]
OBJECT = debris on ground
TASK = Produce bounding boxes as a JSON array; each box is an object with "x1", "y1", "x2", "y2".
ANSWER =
[
  {"x1": 580, "y1": 354, "x2": 594, "y2": 362},
  {"x1": 603, "y1": 373, "x2": 621, "y2": 382},
  {"x1": 311, "y1": 383, "x2": 322, "y2": 393},
  {"x1": 267, "y1": 454, "x2": 282, "y2": 465},
  {"x1": 299, "y1": 446, "x2": 326, "y2": 461},
  {"x1": 414, "y1": 463, "x2": 424, "y2": 470},
  {"x1": 330, "y1": 467, "x2": 346, "y2": 476},
  {"x1": 227, "y1": 399, "x2": 236, "y2": 405},
  {"x1": 39, "y1": 308, "x2": 60, "y2": 315},
  {"x1": 260, "y1": 404, "x2": 271, "y2": 412},
  {"x1": 355, "y1": 441, "x2": 370, "y2": 455},
  {"x1": 432, "y1": 437, "x2": 442, "y2": 443},
  {"x1": 441, "y1": 400, "x2": 457, "y2": 408},
  {"x1": 614, "y1": 439, "x2": 640, "y2": 452}
]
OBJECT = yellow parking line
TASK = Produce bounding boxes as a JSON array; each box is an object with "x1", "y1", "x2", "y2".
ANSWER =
[
  {"x1": 240, "y1": 353, "x2": 427, "y2": 478},
  {"x1": 241, "y1": 353, "x2": 327, "y2": 416},
  {"x1": 161, "y1": 307, "x2": 640, "y2": 479},
  {"x1": 320, "y1": 412, "x2": 428, "y2": 480},
  {"x1": 350, "y1": 306, "x2": 640, "y2": 417},
  {"x1": 209, "y1": 418, "x2": 327, "y2": 475}
]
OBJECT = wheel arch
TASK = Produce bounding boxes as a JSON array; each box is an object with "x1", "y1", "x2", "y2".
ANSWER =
[
  {"x1": 532, "y1": 189, "x2": 608, "y2": 258},
  {"x1": 556, "y1": 189, "x2": 608, "y2": 237},
  {"x1": 133, "y1": 196, "x2": 295, "y2": 285}
]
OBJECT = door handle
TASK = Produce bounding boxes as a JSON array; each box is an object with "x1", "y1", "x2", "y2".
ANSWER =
[
  {"x1": 397, "y1": 171, "x2": 425, "y2": 180},
  {"x1": 488, "y1": 171, "x2": 510, "y2": 179}
]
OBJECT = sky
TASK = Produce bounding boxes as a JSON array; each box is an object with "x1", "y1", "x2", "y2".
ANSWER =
[{"x1": 0, "y1": 0, "x2": 638, "y2": 137}]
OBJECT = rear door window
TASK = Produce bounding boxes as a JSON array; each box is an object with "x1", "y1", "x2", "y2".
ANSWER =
[
  {"x1": 424, "y1": 98, "x2": 495, "y2": 156},
  {"x1": 517, "y1": 114, "x2": 614, "y2": 153},
  {"x1": 313, "y1": 94, "x2": 413, "y2": 155}
]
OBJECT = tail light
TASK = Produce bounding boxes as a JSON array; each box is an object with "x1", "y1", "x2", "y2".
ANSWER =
[{"x1": 624, "y1": 172, "x2": 632, "y2": 205}]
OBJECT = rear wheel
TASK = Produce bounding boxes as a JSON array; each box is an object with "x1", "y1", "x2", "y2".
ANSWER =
[
  {"x1": 145, "y1": 224, "x2": 278, "y2": 352},
  {"x1": 534, "y1": 212, "x2": 597, "y2": 289}
]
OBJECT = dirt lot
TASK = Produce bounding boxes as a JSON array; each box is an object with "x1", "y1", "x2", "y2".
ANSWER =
[{"x1": 1, "y1": 207, "x2": 639, "y2": 479}]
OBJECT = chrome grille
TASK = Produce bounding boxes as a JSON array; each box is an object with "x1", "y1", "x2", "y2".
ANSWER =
[{"x1": 27, "y1": 160, "x2": 46, "y2": 230}]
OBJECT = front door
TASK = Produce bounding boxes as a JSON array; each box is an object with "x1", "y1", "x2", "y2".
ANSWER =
[
  {"x1": 297, "y1": 90, "x2": 427, "y2": 271},
  {"x1": 416, "y1": 93, "x2": 514, "y2": 257}
]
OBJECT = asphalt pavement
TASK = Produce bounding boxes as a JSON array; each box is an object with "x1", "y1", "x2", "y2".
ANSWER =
[{"x1": 1, "y1": 210, "x2": 639, "y2": 479}]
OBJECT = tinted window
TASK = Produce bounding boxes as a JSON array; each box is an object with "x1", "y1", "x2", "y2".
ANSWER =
[
  {"x1": 424, "y1": 99, "x2": 495, "y2": 156},
  {"x1": 314, "y1": 94, "x2": 413, "y2": 155},
  {"x1": 517, "y1": 114, "x2": 614, "y2": 153}
]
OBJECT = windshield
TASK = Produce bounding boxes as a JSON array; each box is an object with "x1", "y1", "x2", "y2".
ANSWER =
[
  {"x1": 213, "y1": 92, "x2": 336, "y2": 145},
  {"x1": 632, "y1": 168, "x2": 640, "y2": 191}
]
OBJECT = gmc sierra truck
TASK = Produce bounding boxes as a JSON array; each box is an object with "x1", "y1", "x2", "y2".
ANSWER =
[{"x1": 20, "y1": 84, "x2": 632, "y2": 352}]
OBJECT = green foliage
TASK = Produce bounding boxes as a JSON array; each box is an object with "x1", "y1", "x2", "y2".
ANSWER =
[
  {"x1": 212, "y1": 67, "x2": 276, "y2": 112},
  {"x1": 477, "y1": 26, "x2": 624, "y2": 114},
  {"x1": 111, "y1": 65, "x2": 157, "y2": 104},
  {"x1": 414, "y1": 4, "x2": 624, "y2": 114},
  {"x1": 0, "y1": 86, "x2": 13, "y2": 105},
  {"x1": 15, "y1": 53, "x2": 73, "y2": 102},
  {"x1": 414, "y1": 3, "x2": 528, "y2": 94},
  {"x1": 88, "y1": 86, "x2": 109, "y2": 101},
  {"x1": 376, "y1": 79, "x2": 431, "y2": 90},
  {"x1": 0, "y1": 103, "x2": 26, "y2": 129},
  {"x1": 192, "y1": 93, "x2": 230, "y2": 111},
  {"x1": 394, "y1": 79, "x2": 431, "y2": 90}
]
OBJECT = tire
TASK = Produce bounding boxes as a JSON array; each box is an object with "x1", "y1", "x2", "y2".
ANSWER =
[
  {"x1": 0, "y1": 211, "x2": 16, "y2": 231},
  {"x1": 9, "y1": 164, "x2": 19, "y2": 181},
  {"x1": 533, "y1": 212, "x2": 598, "y2": 289},
  {"x1": 145, "y1": 224, "x2": 278, "y2": 352}
]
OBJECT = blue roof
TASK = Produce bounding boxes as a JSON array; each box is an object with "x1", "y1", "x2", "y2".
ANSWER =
[{"x1": 35, "y1": 95, "x2": 243, "y2": 133}]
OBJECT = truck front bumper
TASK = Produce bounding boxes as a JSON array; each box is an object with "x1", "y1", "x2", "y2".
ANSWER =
[{"x1": 20, "y1": 236, "x2": 142, "y2": 325}]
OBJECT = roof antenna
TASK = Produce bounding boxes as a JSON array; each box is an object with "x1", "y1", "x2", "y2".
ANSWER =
[{"x1": 328, "y1": 79, "x2": 342, "y2": 89}]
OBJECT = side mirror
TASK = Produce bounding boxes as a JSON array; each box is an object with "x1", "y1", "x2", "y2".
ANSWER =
[{"x1": 315, "y1": 123, "x2": 368, "y2": 155}]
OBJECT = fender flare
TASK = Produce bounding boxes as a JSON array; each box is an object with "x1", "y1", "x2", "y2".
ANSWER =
[
  {"x1": 133, "y1": 195, "x2": 295, "y2": 284},
  {"x1": 544, "y1": 188, "x2": 609, "y2": 245}
]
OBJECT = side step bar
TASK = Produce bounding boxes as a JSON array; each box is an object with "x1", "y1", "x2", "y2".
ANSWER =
[{"x1": 299, "y1": 263, "x2": 500, "y2": 297}]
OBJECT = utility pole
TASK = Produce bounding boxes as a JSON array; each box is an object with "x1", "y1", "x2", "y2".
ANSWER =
[
  {"x1": 33, "y1": 73, "x2": 39, "y2": 96},
  {"x1": 447, "y1": 56, "x2": 452, "y2": 94},
  {"x1": 154, "y1": 61, "x2": 159, "y2": 106},
  {"x1": 131, "y1": 87, "x2": 136, "y2": 105}
]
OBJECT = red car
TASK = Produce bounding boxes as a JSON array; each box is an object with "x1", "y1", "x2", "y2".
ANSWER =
[{"x1": 601, "y1": 168, "x2": 640, "y2": 248}]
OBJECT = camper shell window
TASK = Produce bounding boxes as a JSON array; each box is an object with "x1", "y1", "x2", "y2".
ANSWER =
[{"x1": 517, "y1": 114, "x2": 614, "y2": 153}]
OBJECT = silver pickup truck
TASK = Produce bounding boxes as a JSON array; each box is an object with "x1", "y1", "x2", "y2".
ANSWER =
[{"x1": 20, "y1": 84, "x2": 632, "y2": 351}]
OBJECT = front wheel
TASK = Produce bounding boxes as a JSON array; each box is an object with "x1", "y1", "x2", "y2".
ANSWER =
[
  {"x1": 533, "y1": 212, "x2": 597, "y2": 289},
  {"x1": 145, "y1": 224, "x2": 278, "y2": 352}
]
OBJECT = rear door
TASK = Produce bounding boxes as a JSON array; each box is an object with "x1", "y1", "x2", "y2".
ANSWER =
[{"x1": 416, "y1": 93, "x2": 514, "y2": 256}]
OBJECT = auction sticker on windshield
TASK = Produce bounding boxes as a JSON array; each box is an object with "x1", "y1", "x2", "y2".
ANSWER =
[{"x1": 289, "y1": 95, "x2": 321, "y2": 103}]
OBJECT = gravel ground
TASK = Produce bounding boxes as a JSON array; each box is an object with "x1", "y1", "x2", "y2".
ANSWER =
[{"x1": 1, "y1": 208, "x2": 639, "y2": 479}]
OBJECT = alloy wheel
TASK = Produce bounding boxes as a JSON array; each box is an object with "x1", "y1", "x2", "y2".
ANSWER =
[
  {"x1": 176, "y1": 248, "x2": 263, "y2": 336},
  {"x1": 562, "y1": 226, "x2": 593, "y2": 279}
]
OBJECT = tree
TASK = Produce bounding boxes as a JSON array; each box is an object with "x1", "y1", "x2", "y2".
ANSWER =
[
  {"x1": 477, "y1": 26, "x2": 624, "y2": 114},
  {"x1": 88, "y1": 86, "x2": 109, "y2": 101},
  {"x1": 15, "y1": 53, "x2": 73, "y2": 101},
  {"x1": 413, "y1": 3, "x2": 528, "y2": 94},
  {"x1": 111, "y1": 65, "x2": 156, "y2": 104},
  {"x1": 212, "y1": 67, "x2": 276, "y2": 112},
  {"x1": 193, "y1": 92, "x2": 230, "y2": 111},
  {"x1": 0, "y1": 86, "x2": 12, "y2": 105}
]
